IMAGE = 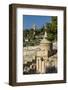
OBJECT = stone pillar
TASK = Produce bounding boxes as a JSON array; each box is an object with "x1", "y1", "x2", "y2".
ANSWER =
[
  {"x1": 41, "y1": 60, "x2": 45, "y2": 74},
  {"x1": 36, "y1": 57, "x2": 45, "y2": 74},
  {"x1": 43, "y1": 57, "x2": 47, "y2": 73},
  {"x1": 36, "y1": 58, "x2": 39, "y2": 73},
  {"x1": 38, "y1": 58, "x2": 42, "y2": 73}
]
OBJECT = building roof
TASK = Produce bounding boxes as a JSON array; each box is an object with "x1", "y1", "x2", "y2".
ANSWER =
[
  {"x1": 40, "y1": 31, "x2": 50, "y2": 44},
  {"x1": 40, "y1": 38, "x2": 50, "y2": 44}
]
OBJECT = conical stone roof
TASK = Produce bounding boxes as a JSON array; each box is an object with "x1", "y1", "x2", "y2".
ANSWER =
[{"x1": 40, "y1": 31, "x2": 50, "y2": 44}]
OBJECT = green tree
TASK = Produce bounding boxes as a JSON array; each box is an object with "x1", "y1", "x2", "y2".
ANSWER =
[
  {"x1": 46, "y1": 16, "x2": 57, "y2": 50},
  {"x1": 46, "y1": 16, "x2": 57, "y2": 42}
]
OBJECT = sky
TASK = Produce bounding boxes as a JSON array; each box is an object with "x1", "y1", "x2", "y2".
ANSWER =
[{"x1": 23, "y1": 15, "x2": 52, "y2": 30}]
